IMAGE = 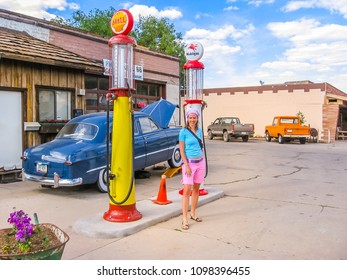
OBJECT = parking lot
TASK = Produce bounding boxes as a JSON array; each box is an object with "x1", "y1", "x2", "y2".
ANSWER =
[{"x1": 1, "y1": 139, "x2": 347, "y2": 260}]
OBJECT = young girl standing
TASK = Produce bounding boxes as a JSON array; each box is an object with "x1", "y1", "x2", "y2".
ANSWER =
[{"x1": 179, "y1": 108, "x2": 205, "y2": 230}]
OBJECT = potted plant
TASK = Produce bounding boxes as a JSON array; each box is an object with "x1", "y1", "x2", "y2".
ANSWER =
[{"x1": 0, "y1": 209, "x2": 69, "y2": 260}]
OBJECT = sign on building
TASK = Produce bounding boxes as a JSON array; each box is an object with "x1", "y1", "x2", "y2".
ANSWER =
[
  {"x1": 134, "y1": 65, "x2": 143, "y2": 81},
  {"x1": 103, "y1": 59, "x2": 143, "y2": 81}
]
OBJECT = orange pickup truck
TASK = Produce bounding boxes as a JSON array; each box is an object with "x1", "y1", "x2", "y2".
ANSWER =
[{"x1": 265, "y1": 116, "x2": 310, "y2": 144}]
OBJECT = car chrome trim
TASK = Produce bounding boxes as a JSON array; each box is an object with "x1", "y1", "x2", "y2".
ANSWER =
[
  {"x1": 145, "y1": 146, "x2": 174, "y2": 157},
  {"x1": 23, "y1": 172, "x2": 82, "y2": 187},
  {"x1": 133, "y1": 146, "x2": 175, "y2": 160},
  {"x1": 134, "y1": 154, "x2": 146, "y2": 160},
  {"x1": 86, "y1": 165, "x2": 106, "y2": 174},
  {"x1": 283, "y1": 134, "x2": 310, "y2": 138}
]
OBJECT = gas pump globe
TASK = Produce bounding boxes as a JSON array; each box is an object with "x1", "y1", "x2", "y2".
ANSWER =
[{"x1": 110, "y1": 37, "x2": 134, "y2": 90}]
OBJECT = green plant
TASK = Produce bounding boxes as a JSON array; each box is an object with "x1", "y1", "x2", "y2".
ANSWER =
[{"x1": 297, "y1": 111, "x2": 306, "y2": 125}]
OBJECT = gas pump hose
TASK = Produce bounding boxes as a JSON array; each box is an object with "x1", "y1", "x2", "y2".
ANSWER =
[{"x1": 200, "y1": 103, "x2": 209, "y2": 178}]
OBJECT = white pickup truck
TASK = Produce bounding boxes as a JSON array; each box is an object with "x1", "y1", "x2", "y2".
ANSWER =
[{"x1": 207, "y1": 117, "x2": 255, "y2": 142}]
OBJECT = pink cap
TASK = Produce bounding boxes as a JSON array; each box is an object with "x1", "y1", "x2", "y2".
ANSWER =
[{"x1": 185, "y1": 109, "x2": 200, "y2": 119}]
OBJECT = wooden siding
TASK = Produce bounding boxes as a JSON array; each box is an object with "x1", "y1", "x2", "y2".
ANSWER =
[{"x1": 0, "y1": 58, "x2": 84, "y2": 147}]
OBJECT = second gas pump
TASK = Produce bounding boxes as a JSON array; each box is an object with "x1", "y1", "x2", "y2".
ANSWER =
[{"x1": 180, "y1": 42, "x2": 208, "y2": 196}]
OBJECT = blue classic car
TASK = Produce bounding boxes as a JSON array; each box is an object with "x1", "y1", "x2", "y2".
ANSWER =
[{"x1": 22, "y1": 100, "x2": 182, "y2": 192}]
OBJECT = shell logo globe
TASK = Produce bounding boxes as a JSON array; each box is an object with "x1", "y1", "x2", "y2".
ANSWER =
[{"x1": 110, "y1": 9, "x2": 134, "y2": 35}]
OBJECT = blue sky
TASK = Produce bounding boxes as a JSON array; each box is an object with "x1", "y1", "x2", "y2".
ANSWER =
[{"x1": 2, "y1": 1, "x2": 347, "y2": 91}]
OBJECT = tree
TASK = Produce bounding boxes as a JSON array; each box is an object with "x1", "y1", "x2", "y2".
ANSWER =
[
  {"x1": 132, "y1": 16, "x2": 184, "y2": 56},
  {"x1": 131, "y1": 15, "x2": 186, "y2": 85},
  {"x1": 51, "y1": 8, "x2": 116, "y2": 38},
  {"x1": 297, "y1": 111, "x2": 306, "y2": 125},
  {"x1": 51, "y1": 10, "x2": 186, "y2": 86}
]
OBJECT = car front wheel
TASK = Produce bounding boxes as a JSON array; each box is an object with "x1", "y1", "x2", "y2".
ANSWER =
[
  {"x1": 208, "y1": 130, "x2": 214, "y2": 140},
  {"x1": 168, "y1": 144, "x2": 182, "y2": 168},
  {"x1": 97, "y1": 168, "x2": 109, "y2": 193}
]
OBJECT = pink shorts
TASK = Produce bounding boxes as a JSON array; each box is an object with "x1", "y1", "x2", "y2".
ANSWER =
[{"x1": 181, "y1": 158, "x2": 206, "y2": 185}]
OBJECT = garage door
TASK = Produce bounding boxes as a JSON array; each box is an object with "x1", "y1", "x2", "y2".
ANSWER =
[{"x1": 0, "y1": 91, "x2": 22, "y2": 170}]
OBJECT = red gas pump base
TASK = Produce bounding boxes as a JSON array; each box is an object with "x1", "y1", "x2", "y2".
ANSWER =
[
  {"x1": 103, "y1": 203, "x2": 142, "y2": 222},
  {"x1": 178, "y1": 188, "x2": 208, "y2": 196}
]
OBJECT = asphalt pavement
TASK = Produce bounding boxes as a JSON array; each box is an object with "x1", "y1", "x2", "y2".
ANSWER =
[{"x1": 1, "y1": 139, "x2": 347, "y2": 261}]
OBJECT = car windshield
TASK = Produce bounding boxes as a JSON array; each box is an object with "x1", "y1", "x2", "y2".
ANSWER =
[{"x1": 56, "y1": 123, "x2": 98, "y2": 140}]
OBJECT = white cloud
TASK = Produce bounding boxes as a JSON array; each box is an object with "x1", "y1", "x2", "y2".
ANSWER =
[
  {"x1": 184, "y1": 24, "x2": 254, "y2": 41},
  {"x1": 204, "y1": 15, "x2": 347, "y2": 89},
  {"x1": 224, "y1": 6, "x2": 239, "y2": 11},
  {"x1": 0, "y1": 0, "x2": 79, "y2": 19},
  {"x1": 261, "y1": 61, "x2": 312, "y2": 71},
  {"x1": 247, "y1": 0, "x2": 275, "y2": 7},
  {"x1": 183, "y1": 23, "x2": 254, "y2": 73},
  {"x1": 183, "y1": 23, "x2": 254, "y2": 88},
  {"x1": 128, "y1": 5, "x2": 183, "y2": 21},
  {"x1": 67, "y1": 3, "x2": 79, "y2": 10},
  {"x1": 194, "y1": 12, "x2": 213, "y2": 20},
  {"x1": 253, "y1": 18, "x2": 347, "y2": 89},
  {"x1": 267, "y1": 18, "x2": 347, "y2": 49},
  {"x1": 268, "y1": 18, "x2": 347, "y2": 46},
  {"x1": 285, "y1": 42, "x2": 347, "y2": 67},
  {"x1": 283, "y1": 0, "x2": 347, "y2": 19}
]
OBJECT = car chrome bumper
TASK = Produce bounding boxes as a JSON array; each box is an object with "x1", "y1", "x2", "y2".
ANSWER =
[
  {"x1": 228, "y1": 131, "x2": 254, "y2": 135},
  {"x1": 283, "y1": 134, "x2": 310, "y2": 138},
  {"x1": 23, "y1": 171, "x2": 83, "y2": 188}
]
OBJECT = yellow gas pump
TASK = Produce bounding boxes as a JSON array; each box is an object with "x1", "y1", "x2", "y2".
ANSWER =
[{"x1": 103, "y1": 9, "x2": 142, "y2": 222}]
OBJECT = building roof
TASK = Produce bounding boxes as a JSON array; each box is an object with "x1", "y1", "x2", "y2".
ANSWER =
[
  {"x1": 0, "y1": 27, "x2": 103, "y2": 72},
  {"x1": 204, "y1": 81, "x2": 347, "y2": 98}
]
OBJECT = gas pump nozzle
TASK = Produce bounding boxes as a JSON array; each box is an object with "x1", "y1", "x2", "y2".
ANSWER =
[{"x1": 106, "y1": 92, "x2": 117, "y2": 101}]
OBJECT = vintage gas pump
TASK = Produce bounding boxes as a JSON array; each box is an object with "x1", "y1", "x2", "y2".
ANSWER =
[
  {"x1": 182, "y1": 41, "x2": 208, "y2": 196},
  {"x1": 103, "y1": 9, "x2": 142, "y2": 222}
]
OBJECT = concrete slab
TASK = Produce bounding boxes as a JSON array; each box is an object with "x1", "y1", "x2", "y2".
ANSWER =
[{"x1": 73, "y1": 187, "x2": 224, "y2": 238}]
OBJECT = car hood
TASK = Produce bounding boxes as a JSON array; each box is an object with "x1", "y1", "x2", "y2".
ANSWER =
[
  {"x1": 140, "y1": 98, "x2": 178, "y2": 128},
  {"x1": 26, "y1": 139, "x2": 92, "y2": 163}
]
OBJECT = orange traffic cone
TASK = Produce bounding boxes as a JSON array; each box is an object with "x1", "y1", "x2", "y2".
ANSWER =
[{"x1": 152, "y1": 175, "x2": 172, "y2": 205}]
